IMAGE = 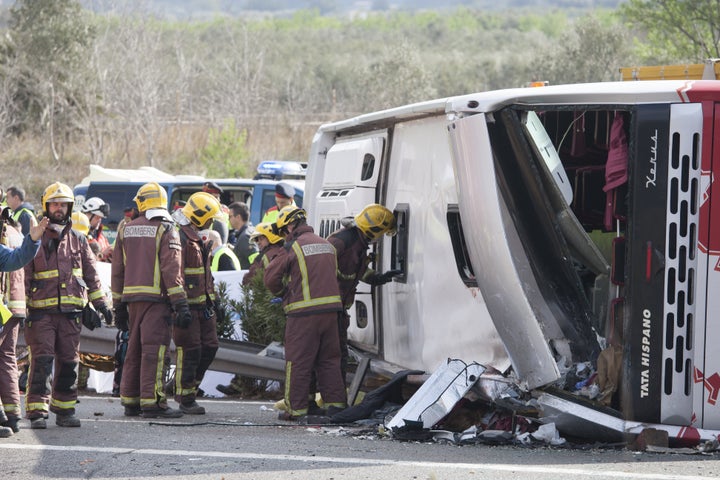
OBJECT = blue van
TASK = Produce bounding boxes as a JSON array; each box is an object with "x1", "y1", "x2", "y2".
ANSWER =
[{"x1": 75, "y1": 178, "x2": 304, "y2": 232}]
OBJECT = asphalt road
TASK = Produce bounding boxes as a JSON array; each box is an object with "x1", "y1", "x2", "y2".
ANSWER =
[{"x1": 1, "y1": 395, "x2": 719, "y2": 480}]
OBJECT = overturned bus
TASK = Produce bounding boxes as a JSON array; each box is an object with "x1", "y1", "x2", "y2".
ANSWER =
[{"x1": 304, "y1": 79, "x2": 720, "y2": 443}]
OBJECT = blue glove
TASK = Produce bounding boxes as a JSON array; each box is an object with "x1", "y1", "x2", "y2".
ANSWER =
[{"x1": 270, "y1": 297, "x2": 283, "y2": 305}]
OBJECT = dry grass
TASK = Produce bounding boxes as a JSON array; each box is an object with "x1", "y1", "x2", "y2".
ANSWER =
[{"x1": 0, "y1": 116, "x2": 326, "y2": 204}]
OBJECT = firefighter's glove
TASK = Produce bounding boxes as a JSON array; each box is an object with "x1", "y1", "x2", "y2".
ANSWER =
[
  {"x1": 114, "y1": 303, "x2": 129, "y2": 332},
  {"x1": 12, "y1": 315, "x2": 25, "y2": 329},
  {"x1": 98, "y1": 305, "x2": 114, "y2": 326},
  {"x1": 81, "y1": 304, "x2": 102, "y2": 330},
  {"x1": 174, "y1": 301, "x2": 192, "y2": 329},
  {"x1": 377, "y1": 269, "x2": 402, "y2": 284}
]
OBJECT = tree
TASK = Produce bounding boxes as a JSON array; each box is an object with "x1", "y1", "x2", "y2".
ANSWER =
[
  {"x1": 620, "y1": 0, "x2": 720, "y2": 62},
  {"x1": 530, "y1": 13, "x2": 637, "y2": 84},
  {"x1": 4, "y1": 0, "x2": 95, "y2": 160}
]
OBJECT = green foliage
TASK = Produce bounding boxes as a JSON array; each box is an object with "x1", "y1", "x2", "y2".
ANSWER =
[
  {"x1": 4, "y1": 0, "x2": 96, "y2": 141},
  {"x1": 230, "y1": 272, "x2": 285, "y2": 345},
  {"x1": 530, "y1": 13, "x2": 637, "y2": 84},
  {"x1": 199, "y1": 118, "x2": 250, "y2": 178},
  {"x1": 214, "y1": 281, "x2": 238, "y2": 340},
  {"x1": 620, "y1": 0, "x2": 720, "y2": 62}
]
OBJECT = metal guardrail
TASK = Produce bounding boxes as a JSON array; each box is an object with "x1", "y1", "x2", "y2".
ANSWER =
[{"x1": 18, "y1": 326, "x2": 286, "y2": 382}]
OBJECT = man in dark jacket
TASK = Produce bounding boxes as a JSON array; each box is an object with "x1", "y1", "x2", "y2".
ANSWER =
[{"x1": 227, "y1": 201, "x2": 257, "y2": 269}]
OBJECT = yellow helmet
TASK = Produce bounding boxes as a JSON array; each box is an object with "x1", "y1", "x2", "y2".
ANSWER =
[
  {"x1": 274, "y1": 205, "x2": 307, "y2": 233},
  {"x1": 42, "y1": 182, "x2": 74, "y2": 219},
  {"x1": 71, "y1": 211, "x2": 90, "y2": 236},
  {"x1": 250, "y1": 222, "x2": 283, "y2": 245},
  {"x1": 134, "y1": 182, "x2": 168, "y2": 212},
  {"x1": 182, "y1": 192, "x2": 221, "y2": 229},
  {"x1": 354, "y1": 204, "x2": 396, "y2": 242}
]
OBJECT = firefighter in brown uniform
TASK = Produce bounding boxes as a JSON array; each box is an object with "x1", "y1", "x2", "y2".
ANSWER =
[
  {"x1": 24, "y1": 182, "x2": 113, "y2": 429},
  {"x1": 328, "y1": 204, "x2": 400, "y2": 384},
  {"x1": 111, "y1": 182, "x2": 189, "y2": 418},
  {"x1": 216, "y1": 222, "x2": 284, "y2": 396},
  {"x1": 0, "y1": 205, "x2": 47, "y2": 437},
  {"x1": 170, "y1": 192, "x2": 221, "y2": 414},
  {"x1": 242, "y1": 222, "x2": 284, "y2": 287},
  {"x1": 264, "y1": 206, "x2": 347, "y2": 420}
]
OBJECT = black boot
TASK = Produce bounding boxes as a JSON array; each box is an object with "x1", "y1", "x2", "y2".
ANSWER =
[{"x1": 2, "y1": 415, "x2": 20, "y2": 433}]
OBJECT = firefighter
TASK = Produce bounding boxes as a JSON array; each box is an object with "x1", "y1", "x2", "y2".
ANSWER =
[
  {"x1": 81, "y1": 197, "x2": 111, "y2": 259},
  {"x1": 0, "y1": 213, "x2": 27, "y2": 436},
  {"x1": 111, "y1": 182, "x2": 188, "y2": 419},
  {"x1": 24, "y1": 182, "x2": 113, "y2": 429},
  {"x1": 110, "y1": 206, "x2": 138, "y2": 396},
  {"x1": 70, "y1": 211, "x2": 101, "y2": 258},
  {"x1": 216, "y1": 222, "x2": 284, "y2": 396},
  {"x1": 328, "y1": 204, "x2": 400, "y2": 384},
  {"x1": 264, "y1": 206, "x2": 347, "y2": 420},
  {"x1": 242, "y1": 223, "x2": 284, "y2": 286},
  {"x1": 170, "y1": 192, "x2": 221, "y2": 414}
]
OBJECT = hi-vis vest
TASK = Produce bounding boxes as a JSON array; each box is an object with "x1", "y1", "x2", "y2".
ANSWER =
[
  {"x1": 210, "y1": 245, "x2": 240, "y2": 272},
  {"x1": 12, "y1": 207, "x2": 36, "y2": 225}
]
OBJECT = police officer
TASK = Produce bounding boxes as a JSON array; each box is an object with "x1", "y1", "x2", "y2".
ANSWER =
[
  {"x1": 264, "y1": 206, "x2": 347, "y2": 420},
  {"x1": 171, "y1": 192, "x2": 221, "y2": 414},
  {"x1": 24, "y1": 182, "x2": 113, "y2": 429},
  {"x1": 328, "y1": 204, "x2": 400, "y2": 384},
  {"x1": 5, "y1": 186, "x2": 37, "y2": 236},
  {"x1": 261, "y1": 183, "x2": 296, "y2": 224},
  {"x1": 111, "y1": 182, "x2": 188, "y2": 418}
]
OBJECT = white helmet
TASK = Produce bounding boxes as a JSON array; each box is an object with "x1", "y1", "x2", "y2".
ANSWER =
[{"x1": 81, "y1": 197, "x2": 109, "y2": 218}]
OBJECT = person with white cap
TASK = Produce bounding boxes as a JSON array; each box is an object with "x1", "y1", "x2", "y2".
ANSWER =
[
  {"x1": 198, "y1": 229, "x2": 240, "y2": 272},
  {"x1": 81, "y1": 197, "x2": 111, "y2": 258}
]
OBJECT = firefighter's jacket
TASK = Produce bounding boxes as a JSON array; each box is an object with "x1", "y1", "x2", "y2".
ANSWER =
[
  {"x1": 111, "y1": 215, "x2": 186, "y2": 306},
  {"x1": 328, "y1": 226, "x2": 384, "y2": 310},
  {"x1": 264, "y1": 224, "x2": 342, "y2": 317},
  {"x1": 1, "y1": 225, "x2": 25, "y2": 316},
  {"x1": 25, "y1": 222, "x2": 107, "y2": 313},
  {"x1": 178, "y1": 224, "x2": 215, "y2": 309},
  {"x1": 242, "y1": 243, "x2": 283, "y2": 287}
]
